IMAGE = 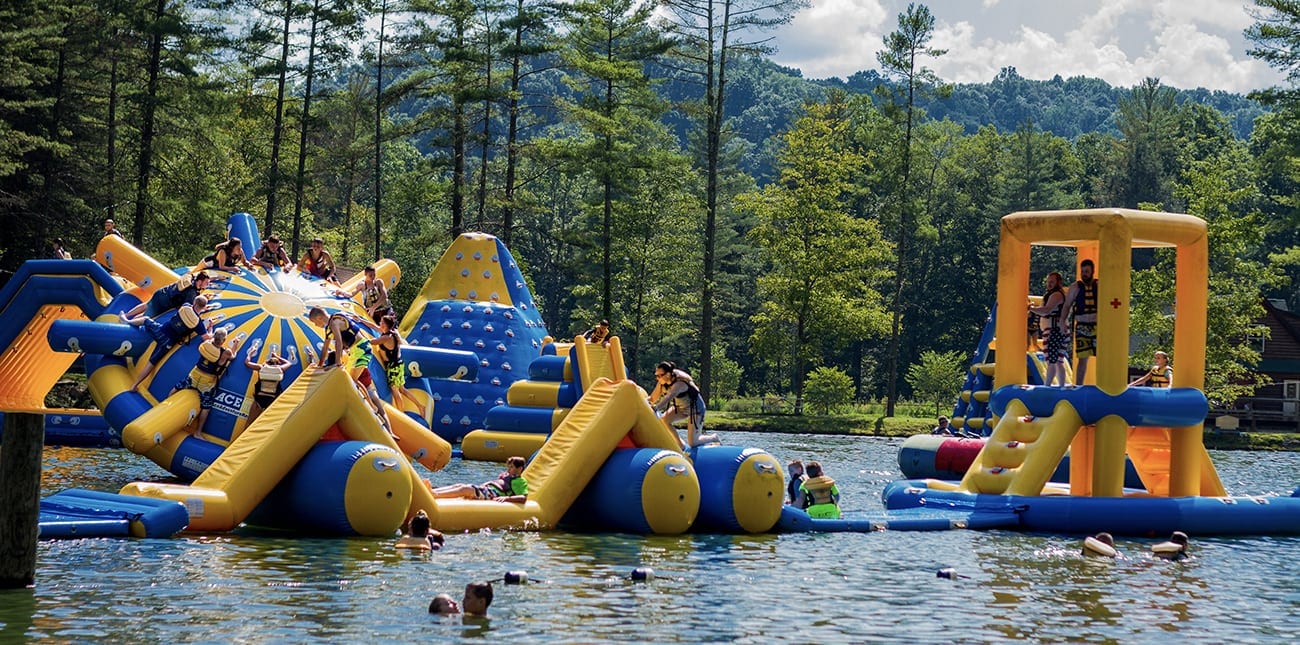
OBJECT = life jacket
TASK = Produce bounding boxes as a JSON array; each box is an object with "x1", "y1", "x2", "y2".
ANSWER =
[
  {"x1": 257, "y1": 243, "x2": 286, "y2": 266},
  {"x1": 488, "y1": 472, "x2": 525, "y2": 497},
  {"x1": 195, "y1": 341, "x2": 230, "y2": 377},
  {"x1": 303, "y1": 249, "x2": 330, "y2": 277},
  {"x1": 1147, "y1": 365, "x2": 1172, "y2": 387},
  {"x1": 671, "y1": 372, "x2": 703, "y2": 413},
  {"x1": 1072, "y1": 278, "x2": 1098, "y2": 318},
  {"x1": 585, "y1": 326, "x2": 609, "y2": 343},
  {"x1": 787, "y1": 473, "x2": 807, "y2": 504},
  {"x1": 165, "y1": 305, "x2": 204, "y2": 341},
  {"x1": 800, "y1": 475, "x2": 841, "y2": 519},
  {"x1": 362, "y1": 281, "x2": 384, "y2": 309},
  {"x1": 1041, "y1": 286, "x2": 1065, "y2": 330},
  {"x1": 374, "y1": 331, "x2": 401, "y2": 369},
  {"x1": 327, "y1": 313, "x2": 361, "y2": 348},
  {"x1": 257, "y1": 363, "x2": 284, "y2": 395}
]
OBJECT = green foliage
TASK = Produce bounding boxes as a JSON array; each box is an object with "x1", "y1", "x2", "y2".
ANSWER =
[
  {"x1": 739, "y1": 97, "x2": 893, "y2": 408},
  {"x1": 803, "y1": 366, "x2": 854, "y2": 415},
  {"x1": 905, "y1": 350, "x2": 966, "y2": 415},
  {"x1": 1130, "y1": 144, "x2": 1285, "y2": 406}
]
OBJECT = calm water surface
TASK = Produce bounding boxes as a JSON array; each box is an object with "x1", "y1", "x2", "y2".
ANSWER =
[{"x1": 4, "y1": 432, "x2": 1300, "y2": 643}]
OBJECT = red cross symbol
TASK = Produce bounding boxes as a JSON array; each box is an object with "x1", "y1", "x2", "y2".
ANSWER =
[{"x1": 1110, "y1": 298, "x2": 1123, "y2": 309}]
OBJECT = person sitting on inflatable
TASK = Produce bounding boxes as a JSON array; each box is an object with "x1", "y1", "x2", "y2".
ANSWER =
[
  {"x1": 201, "y1": 238, "x2": 253, "y2": 273},
  {"x1": 431, "y1": 456, "x2": 529, "y2": 503},
  {"x1": 299, "y1": 237, "x2": 336, "y2": 281},
  {"x1": 794, "y1": 461, "x2": 841, "y2": 519},
  {"x1": 124, "y1": 296, "x2": 212, "y2": 392},
  {"x1": 251, "y1": 234, "x2": 292, "y2": 271}
]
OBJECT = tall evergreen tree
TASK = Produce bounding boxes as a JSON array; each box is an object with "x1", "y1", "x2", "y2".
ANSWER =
[
  {"x1": 657, "y1": 0, "x2": 806, "y2": 402},
  {"x1": 874, "y1": 1, "x2": 949, "y2": 416}
]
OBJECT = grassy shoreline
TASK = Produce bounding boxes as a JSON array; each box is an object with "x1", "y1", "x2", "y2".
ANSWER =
[{"x1": 709, "y1": 412, "x2": 1300, "y2": 451}]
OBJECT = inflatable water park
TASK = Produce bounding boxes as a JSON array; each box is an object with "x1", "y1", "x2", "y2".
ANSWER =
[{"x1": 1, "y1": 208, "x2": 1298, "y2": 540}]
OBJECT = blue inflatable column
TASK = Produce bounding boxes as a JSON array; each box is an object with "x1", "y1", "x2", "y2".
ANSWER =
[{"x1": 690, "y1": 446, "x2": 784, "y2": 534}]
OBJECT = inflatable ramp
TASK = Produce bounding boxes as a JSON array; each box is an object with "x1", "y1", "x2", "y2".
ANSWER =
[
  {"x1": 433, "y1": 378, "x2": 682, "y2": 532},
  {"x1": 120, "y1": 368, "x2": 441, "y2": 533}
]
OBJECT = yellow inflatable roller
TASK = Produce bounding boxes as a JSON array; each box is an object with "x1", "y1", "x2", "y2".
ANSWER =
[
  {"x1": 384, "y1": 401, "x2": 451, "y2": 471},
  {"x1": 460, "y1": 429, "x2": 548, "y2": 462},
  {"x1": 506, "y1": 380, "x2": 564, "y2": 407}
]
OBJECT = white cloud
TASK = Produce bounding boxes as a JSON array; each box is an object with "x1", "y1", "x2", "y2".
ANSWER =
[
  {"x1": 770, "y1": 0, "x2": 1285, "y2": 92},
  {"x1": 772, "y1": 0, "x2": 891, "y2": 79}
]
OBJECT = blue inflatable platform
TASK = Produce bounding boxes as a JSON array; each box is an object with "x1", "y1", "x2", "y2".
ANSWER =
[
  {"x1": 774, "y1": 502, "x2": 1021, "y2": 533},
  {"x1": 39, "y1": 489, "x2": 189, "y2": 539}
]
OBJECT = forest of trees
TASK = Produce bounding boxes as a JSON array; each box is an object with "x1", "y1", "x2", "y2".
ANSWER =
[{"x1": 4, "y1": 0, "x2": 1300, "y2": 412}]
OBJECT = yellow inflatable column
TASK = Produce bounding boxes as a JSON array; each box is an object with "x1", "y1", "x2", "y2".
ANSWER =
[
  {"x1": 994, "y1": 225, "x2": 1031, "y2": 388},
  {"x1": 1169, "y1": 236, "x2": 1209, "y2": 496},
  {"x1": 1091, "y1": 218, "x2": 1133, "y2": 497}
]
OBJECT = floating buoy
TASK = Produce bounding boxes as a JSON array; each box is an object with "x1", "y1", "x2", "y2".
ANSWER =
[
  {"x1": 630, "y1": 567, "x2": 654, "y2": 581},
  {"x1": 504, "y1": 570, "x2": 528, "y2": 584},
  {"x1": 936, "y1": 568, "x2": 969, "y2": 580}
]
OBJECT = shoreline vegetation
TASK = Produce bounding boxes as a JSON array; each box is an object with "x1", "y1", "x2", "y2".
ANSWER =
[{"x1": 709, "y1": 412, "x2": 1300, "y2": 452}]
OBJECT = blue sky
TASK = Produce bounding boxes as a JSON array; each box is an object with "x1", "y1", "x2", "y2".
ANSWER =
[{"x1": 770, "y1": 0, "x2": 1287, "y2": 93}]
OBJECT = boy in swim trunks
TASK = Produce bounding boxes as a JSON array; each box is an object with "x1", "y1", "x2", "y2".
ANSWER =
[{"x1": 431, "y1": 456, "x2": 528, "y2": 503}]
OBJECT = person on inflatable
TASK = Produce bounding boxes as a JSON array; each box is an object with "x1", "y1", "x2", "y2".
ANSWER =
[
  {"x1": 1065, "y1": 259, "x2": 1099, "y2": 385},
  {"x1": 120, "y1": 271, "x2": 212, "y2": 319},
  {"x1": 583, "y1": 319, "x2": 612, "y2": 346},
  {"x1": 299, "y1": 237, "x2": 336, "y2": 281},
  {"x1": 342, "y1": 265, "x2": 392, "y2": 323},
  {"x1": 1029, "y1": 271, "x2": 1070, "y2": 387},
  {"x1": 124, "y1": 296, "x2": 212, "y2": 392},
  {"x1": 309, "y1": 306, "x2": 391, "y2": 433},
  {"x1": 651, "y1": 361, "x2": 717, "y2": 449},
  {"x1": 169, "y1": 326, "x2": 239, "y2": 436},
  {"x1": 1128, "y1": 350, "x2": 1172, "y2": 388},
  {"x1": 243, "y1": 350, "x2": 294, "y2": 424},
  {"x1": 201, "y1": 238, "x2": 253, "y2": 273},
  {"x1": 930, "y1": 416, "x2": 956, "y2": 435},
  {"x1": 251, "y1": 234, "x2": 292, "y2": 271},
  {"x1": 432, "y1": 456, "x2": 529, "y2": 503},
  {"x1": 786, "y1": 459, "x2": 807, "y2": 505},
  {"x1": 794, "y1": 461, "x2": 841, "y2": 519},
  {"x1": 373, "y1": 313, "x2": 422, "y2": 412}
]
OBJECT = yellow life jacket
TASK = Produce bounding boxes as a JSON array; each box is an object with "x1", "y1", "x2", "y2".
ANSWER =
[
  {"x1": 1147, "y1": 365, "x2": 1171, "y2": 387},
  {"x1": 800, "y1": 475, "x2": 841, "y2": 519}
]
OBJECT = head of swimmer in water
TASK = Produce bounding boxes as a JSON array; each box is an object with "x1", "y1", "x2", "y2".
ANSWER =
[
  {"x1": 462, "y1": 582, "x2": 493, "y2": 616},
  {"x1": 429, "y1": 593, "x2": 460, "y2": 615}
]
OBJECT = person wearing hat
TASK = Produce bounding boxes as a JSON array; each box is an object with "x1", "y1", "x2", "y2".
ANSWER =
[
  {"x1": 252, "y1": 234, "x2": 292, "y2": 271},
  {"x1": 299, "y1": 237, "x2": 336, "y2": 281},
  {"x1": 51, "y1": 238, "x2": 72, "y2": 259}
]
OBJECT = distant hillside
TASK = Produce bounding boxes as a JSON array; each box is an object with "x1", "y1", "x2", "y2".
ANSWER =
[{"x1": 662, "y1": 58, "x2": 1268, "y2": 181}]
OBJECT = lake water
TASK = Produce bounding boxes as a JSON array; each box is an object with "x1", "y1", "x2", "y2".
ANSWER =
[{"x1": 4, "y1": 432, "x2": 1300, "y2": 643}]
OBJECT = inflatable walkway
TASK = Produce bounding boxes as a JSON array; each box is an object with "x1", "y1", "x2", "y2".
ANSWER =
[{"x1": 39, "y1": 489, "x2": 188, "y2": 539}]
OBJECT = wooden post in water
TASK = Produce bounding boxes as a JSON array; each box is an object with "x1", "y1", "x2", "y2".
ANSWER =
[{"x1": 0, "y1": 413, "x2": 43, "y2": 588}]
